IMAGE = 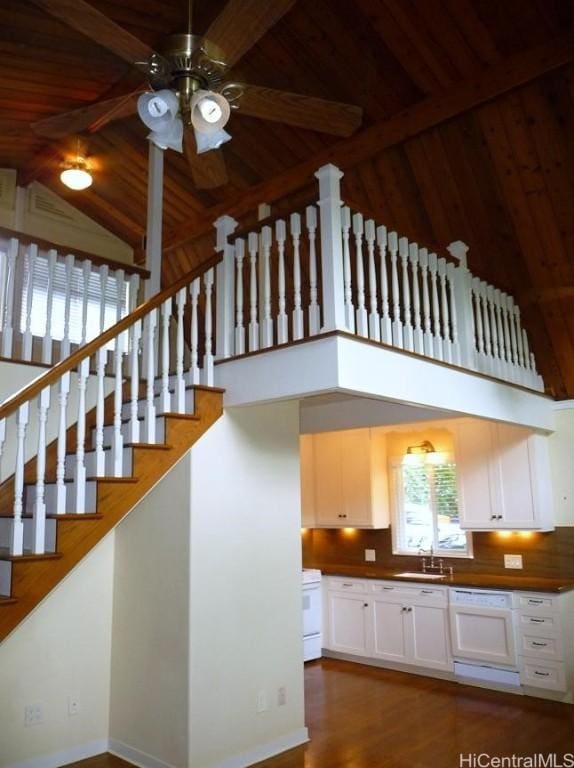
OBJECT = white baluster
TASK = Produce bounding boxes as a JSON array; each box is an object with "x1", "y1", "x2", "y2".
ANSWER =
[
  {"x1": 473, "y1": 278, "x2": 485, "y2": 359},
  {"x1": 42, "y1": 249, "x2": 58, "y2": 364},
  {"x1": 479, "y1": 283, "x2": 492, "y2": 372},
  {"x1": 75, "y1": 358, "x2": 90, "y2": 511},
  {"x1": 95, "y1": 347, "x2": 107, "y2": 474},
  {"x1": 175, "y1": 288, "x2": 187, "y2": 413},
  {"x1": 203, "y1": 268, "x2": 215, "y2": 386},
  {"x1": 501, "y1": 292, "x2": 512, "y2": 371},
  {"x1": 419, "y1": 249, "x2": 433, "y2": 357},
  {"x1": 160, "y1": 298, "x2": 172, "y2": 414},
  {"x1": 61, "y1": 254, "x2": 75, "y2": 359},
  {"x1": 248, "y1": 232, "x2": 259, "y2": 352},
  {"x1": 55, "y1": 372, "x2": 70, "y2": 513},
  {"x1": 128, "y1": 322, "x2": 142, "y2": 443},
  {"x1": 399, "y1": 238, "x2": 413, "y2": 351},
  {"x1": 438, "y1": 258, "x2": 451, "y2": 363},
  {"x1": 22, "y1": 243, "x2": 38, "y2": 361},
  {"x1": 12, "y1": 402, "x2": 29, "y2": 555},
  {"x1": 388, "y1": 232, "x2": 403, "y2": 348},
  {"x1": 306, "y1": 206, "x2": 320, "y2": 335},
  {"x1": 80, "y1": 259, "x2": 92, "y2": 346},
  {"x1": 189, "y1": 279, "x2": 201, "y2": 384},
  {"x1": 32, "y1": 387, "x2": 51, "y2": 554},
  {"x1": 290, "y1": 213, "x2": 304, "y2": 340},
  {"x1": 276, "y1": 220, "x2": 288, "y2": 344},
  {"x1": 522, "y1": 330, "x2": 532, "y2": 371},
  {"x1": 514, "y1": 303, "x2": 526, "y2": 371},
  {"x1": 114, "y1": 269, "x2": 126, "y2": 376},
  {"x1": 261, "y1": 226, "x2": 273, "y2": 348},
  {"x1": 352, "y1": 213, "x2": 368, "y2": 337},
  {"x1": 428, "y1": 253, "x2": 442, "y2": 360},
  {"x1": 487, "y1": 285, "x2": 500, "y2": 376},
  {"x1": 494, "y1": 289, "x2": 506, "y2": 368},
  {"x1": 99, "y1": 264, "x2": 110, "y2": 334},
  {"x1": 129, "y1": 273, "x2": 140, "y2": 314},
  {"x1": 409, "y1": 243, "x2": 423, "y2": 354},
  {"x1": 365, "y1": 220, "x2": 380, "y2": 342},
  {"x1": 506, "y1": 294, "x2": 518, "y2": 369},
  {"x1": 341, "y1": 207, "x2": 355, "y2": 334},
  {"x1": 446, "y1": 263, "x2": 460, "y2": 365},
  {"x1": 144, "y1": 310, "x2": 158, "y2": 443},
  {"x1": 235, "y1": 239, "x2": 246, "y2": 354},
  {"x1": 377, "y1": 227, "x2": 391, "y2": 344},
  {"x1": 1, "y1": 238, "x2": 18, "y2": 358}
]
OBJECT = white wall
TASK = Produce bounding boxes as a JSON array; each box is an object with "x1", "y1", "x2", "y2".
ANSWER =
[
  {"x1": 549, "y1": 405, "x2": 574, "y2": 526},
  {"x1": 108, "y1": 455, "x2": 191, "y2": 768},
  {"x1": 0, "y1": 535, "x2": 115, "y2": 768},
  {"x1": 188, "y1": 402, "x2": 307, "y2": 768}
]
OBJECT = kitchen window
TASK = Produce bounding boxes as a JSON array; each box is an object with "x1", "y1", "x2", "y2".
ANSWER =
[{"x1": 392, "y1": 459, "x2": 472, "y2": 558}]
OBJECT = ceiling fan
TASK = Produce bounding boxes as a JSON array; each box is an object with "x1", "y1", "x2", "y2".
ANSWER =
[{"x1": 30, "y1": 0, "x2": 363, "y2": 189}]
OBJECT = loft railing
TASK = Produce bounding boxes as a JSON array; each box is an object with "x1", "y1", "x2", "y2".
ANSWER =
[
  {"x1": 0, "y1": 253, "x2": 220, "y2": 557},
  {"x1": 213, "y1": 164, "x2": 543, "y2": 392},
  {"x1": 0, "y1": 227, "x2": 149, "y2": 366}
]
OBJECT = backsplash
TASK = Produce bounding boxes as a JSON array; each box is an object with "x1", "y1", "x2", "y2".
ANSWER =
[{"x1": 302, "y1": 526, "x2": 574, "y2": 579}]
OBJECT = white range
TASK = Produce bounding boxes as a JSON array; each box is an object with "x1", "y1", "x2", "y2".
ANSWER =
[{"x1": 302, "y1": 569, "x2": 322, "y2": 661}]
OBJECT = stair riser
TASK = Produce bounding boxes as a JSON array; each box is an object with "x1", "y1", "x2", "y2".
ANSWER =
[
  {"x1": 23, "y1": 481, "x2": 98, "y2": 515},
  {"x1": 120, "y1": 389, "x2": 194, "y2": 420},
  {"x1": 0, "y1": 518, "x2": 56, "y2": 553},
  {"x1": 0, "y1": 561, "x2": 11, "y2": 597},
  {"x1": 64, "y1": 448, "x2": 133, "y2": 480},
  {"x1": 91, "y1": 417, "x2": 165, "y2": 449}
]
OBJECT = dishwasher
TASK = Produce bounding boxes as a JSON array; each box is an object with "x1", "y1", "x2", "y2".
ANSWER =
[{"x1": 449, "y1": 587, "x2": 520, "y2": 687}]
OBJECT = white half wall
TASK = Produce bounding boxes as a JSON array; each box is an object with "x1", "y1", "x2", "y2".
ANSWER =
[
  {"x1": 0, "y1": 535, "x2": 115, "y2": 768},
  {"x1": 109, "y1": 454, "x2": 191, "y2": 768},
  {"x1": 188, "y1": 402, "x2": 307, "y2": 768}
]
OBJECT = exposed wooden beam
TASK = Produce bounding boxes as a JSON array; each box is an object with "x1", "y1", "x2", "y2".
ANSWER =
[{"x1": 164, "y1": 26, "x2": 574, "y2": 254}]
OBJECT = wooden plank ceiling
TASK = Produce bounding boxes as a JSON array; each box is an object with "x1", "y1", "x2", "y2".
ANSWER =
[{"x1": 2, "y1": 0, "x2": 574, "y2": 398}]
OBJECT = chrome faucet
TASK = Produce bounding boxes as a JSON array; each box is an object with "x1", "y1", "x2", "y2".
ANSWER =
[{"x1": 418, "y1": 546, "x2": 453, "y2": 576}]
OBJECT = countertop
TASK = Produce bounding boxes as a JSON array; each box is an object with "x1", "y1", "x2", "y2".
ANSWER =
[{"x1": 306, "y1": 563, "x2": 574, "y2": 593}]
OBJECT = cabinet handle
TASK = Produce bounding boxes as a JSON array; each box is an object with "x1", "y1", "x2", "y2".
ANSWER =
[
  {"x1": 534, "y1": 671, "x2": 550, "y2": 677},
  {"x1": 383, "y1": 587, "x2": 394, "y2": 591},
  {"x1": 342, "y1": 583, "x2": 353, "y2": 587},
  {"x1": 337, "y1": 514, "x2": 347, "y2": 519},
  {"x1": 531, "y1": 641, "x2": 548, "y2": 647},
  {"x1": 363, "y1": 603, "x2": 369, "y2": 608},
  {"x1": 401, "y1": 607, "x2": 407, "y2": 613},
  {"x1": 421, "y1": 590, "x2": 434, "y2": 594},
  {"x1": 407, "y1": 607, "x2": 413, "y2": 612},
  {"x1": 528, "y1": 599, "x2": 544, "y2": 605},
  {"x1": 530, "y1": 618, "x2": 545, "y2": 623},
  {"x1": 497, "y1": 515, "x2": 503, "y2": 520},
  {"x1": 490, "y1": 514, "x2": 497, "y2": 520}
]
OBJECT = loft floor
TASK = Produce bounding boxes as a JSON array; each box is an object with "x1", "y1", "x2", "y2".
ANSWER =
[{"x1": 65, "y1": 658, "x2": 574, "y2": 768}]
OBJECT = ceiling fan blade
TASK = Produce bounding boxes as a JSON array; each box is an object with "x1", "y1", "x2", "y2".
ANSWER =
[
  {"x1": 32, "y1": 91, "x2": 142, "y2": 139},
  {"x1": 30, "y1": 0, "x2": 164, "y2": 69},
  {"x1": 237, "y1": 85, "x2": 363, "y2": 137},
  {"x1": 184, "y1": 129, "x2": 228, "y2": 189},
  {"x1": 202, "y1": 0, "x2": 296, "y2": 68}
]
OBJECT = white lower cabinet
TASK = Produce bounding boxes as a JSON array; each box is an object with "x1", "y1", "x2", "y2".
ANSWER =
[{"x1": 324, "y1": 578, "x2": 452, "y2": 673}]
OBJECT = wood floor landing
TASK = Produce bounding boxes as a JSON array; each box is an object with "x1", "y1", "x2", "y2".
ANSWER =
[{"x1": 64, "y1": 659, "x2": 574, "y2": 768}]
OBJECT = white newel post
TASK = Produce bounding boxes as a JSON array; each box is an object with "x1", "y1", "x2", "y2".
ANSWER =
[
  {"x1": 447, "y1": 241, "x2": 474, "y2": 370},
  {"x1": 315, "y1": 164, "x2": 347, "y2": 332},
  {"x1": 214, "y1": 214, "x2": 238, "y2": 359}
]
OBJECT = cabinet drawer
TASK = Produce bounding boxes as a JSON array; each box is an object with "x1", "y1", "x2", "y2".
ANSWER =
[
  {"x1": 519, "y1": 633, "x2": 564, "y2": 662},
  {"x1": 326, "y1": 577, "x2": 366, "y2": 593},
  {"x1": 518, "y1": 613, "x2": 561, "y2": 636},
  {"x1": 520, "y1": 659, "x2": 567, "y2": 692},
  {"x1": 517, "y1": 594, "x2": 559, "y2": 614}
]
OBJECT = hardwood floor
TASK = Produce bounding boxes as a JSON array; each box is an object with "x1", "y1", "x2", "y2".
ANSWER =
[{"x1": 66, "y1": 659, "x2": 574, "y2": 768}]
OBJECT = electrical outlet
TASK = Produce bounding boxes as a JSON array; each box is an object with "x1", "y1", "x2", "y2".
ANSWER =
[
  {"x1": 68, "y1": 695, "x2": 80, "y2": 717},
  {"x1": 365, "y1": 549, "x2": 376, "y2": 562},
  {"x1": 277, "y1": 686, "x2": 287, "y2": 706},
  {"x1": 504, "y1": 554, "x2": 523, "y2": 569},
  {"x1": 24, "y1": 703, "x2": 43, "y2": 727},
  {"x1": 256, "y1": 690, "x2": 267, "y2": 713}
]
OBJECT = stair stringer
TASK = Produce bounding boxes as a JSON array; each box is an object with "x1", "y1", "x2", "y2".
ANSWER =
[{"x1": 0, "y1": 387, "x2": 223, "y2": 643}]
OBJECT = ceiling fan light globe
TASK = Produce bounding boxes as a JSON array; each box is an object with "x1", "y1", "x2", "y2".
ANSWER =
[
  {"x1": 198, "y1": 98, "x2": 223, "y2": 124},
  {"x1": 138, "y1": 90, "x2": 180, "y2": 131},
  {"x1": 60, "y1": 166, "x2": 92, "y2": 191},
  {"x1": 190, "y1": 90, "x2": 230, "y2": 134},
  {"x1": 148, "y1": 116, "x2": 184, "y2": 153},
  {"x1": 194, "y1": 127, "x2": 231, "y2": 154}
]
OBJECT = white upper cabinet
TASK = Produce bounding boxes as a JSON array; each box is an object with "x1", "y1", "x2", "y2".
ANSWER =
[
  {"x1": 455, "y1": 420, "x2": 554, "y2": 531},
  {"x1": 300, "y1": 428, "x2": 389, "y2": 528}
]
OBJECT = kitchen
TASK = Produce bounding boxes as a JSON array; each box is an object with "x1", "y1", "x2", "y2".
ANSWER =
[{"x1": 299, "y1": 406, "x2": 574, "y2": 706}]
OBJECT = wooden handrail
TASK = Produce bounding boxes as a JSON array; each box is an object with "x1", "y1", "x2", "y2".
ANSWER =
[
  {"x1": 0, "y1": 225, "x2": 150, "y2": 279},
  {"x1": 0, "y1": 252, "x2": 222, "y2": 422}
]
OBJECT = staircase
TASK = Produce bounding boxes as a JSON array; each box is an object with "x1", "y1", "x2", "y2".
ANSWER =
[{"x1": 0, "y1": 254, "x2": 224, "y2": 643}]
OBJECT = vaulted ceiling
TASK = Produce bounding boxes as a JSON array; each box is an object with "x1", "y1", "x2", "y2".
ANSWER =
[{"x1": 2, "y1": 0, "x2": 574, "y2": 398}]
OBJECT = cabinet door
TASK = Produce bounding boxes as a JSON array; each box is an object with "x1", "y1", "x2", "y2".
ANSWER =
[
  {"x1": 456, "y1": 420, "x2": 498, "y2": 529},
  {"x1": 494, "y1": 424, "x2": 537, "y2": 529},
  {"x1": 300, "y1": 435, "x2": 316, "y2": 527},
  {"x1": 341, "y1": 429, "x2": 372, "y2": 526},
  {"x1": 314, "y1": 432, "x2": 345, "y2": 526},
  {"x1": 326, "y1": 592, "x2": 369, "y2": 656},
  {"x1": 409, "y1": 604, "x2": 452, "y2": 671},
  {"x1": 370, "y1": 597, "x2": 408, "y2": 663}
]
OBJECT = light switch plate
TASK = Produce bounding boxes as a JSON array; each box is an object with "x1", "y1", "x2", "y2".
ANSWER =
[
  {"x1": 365, "y1": 549, "x2": 376, "y2": 562},
  {"x1": 504, "y1": 554, "x2": 523, "y2": 569}
]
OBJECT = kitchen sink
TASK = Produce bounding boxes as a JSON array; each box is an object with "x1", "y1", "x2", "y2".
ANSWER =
[{"x1": 394, "y1": 571, "x2": 447, "y2": 580}]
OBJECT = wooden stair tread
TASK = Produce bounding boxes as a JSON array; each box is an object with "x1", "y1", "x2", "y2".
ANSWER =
[
  {"x1": 86, "y1": 476, "x2": 139, "y2": 483},
  {"x1": 162, "y1": 413, "x2": 201, "y2": 421},
  {"x1": 124, "y1": 443, "x2": 172, "y2": 450},
  {"x1": 0, "y1": 596, "x2": 18, "y2": 606},
  {"x1": 20, "y1": 513, "x2": 104, "y2": 521},
  {"x1": 0, "y1": 548, "x2": 62, "y2": 562}
]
